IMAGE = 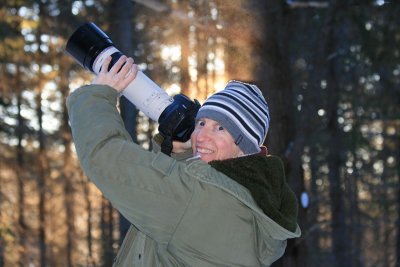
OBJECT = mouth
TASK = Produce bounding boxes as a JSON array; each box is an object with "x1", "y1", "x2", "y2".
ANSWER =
[{"x1": 196, "y1": 147, "x2": 214, "y2": 154}]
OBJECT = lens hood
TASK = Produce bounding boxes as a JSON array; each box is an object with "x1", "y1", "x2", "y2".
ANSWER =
[{"x1": 66, "y1": 23, "x2": 114, "y2": 72}]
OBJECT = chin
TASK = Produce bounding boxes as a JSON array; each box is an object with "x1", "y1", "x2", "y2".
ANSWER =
[{"x1": 199, "y1": 154, "x2": 214, "y2": 163}]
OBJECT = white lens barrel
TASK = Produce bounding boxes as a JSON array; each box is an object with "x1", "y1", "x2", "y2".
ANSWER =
[
  {"x1": 92, "y1": 47, "x2": 173, "y2": 121},
  {"x1": 122, "y1": 71, "x2": 173, "y2": 121}
]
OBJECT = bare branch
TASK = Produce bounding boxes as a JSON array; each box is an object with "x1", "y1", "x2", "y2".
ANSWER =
[
  {"x1": 132, "y1": 0, "x2": 214, "y2": 30},
  {"x1": 131, "y1": 0, "x2": 170, "y2": 13},
  {"x1": 287, "y1": 1, "x2": 329, "y2": 8},
  {"x1": 130, "y1": 0, "x2": 261, "y2": 47}
]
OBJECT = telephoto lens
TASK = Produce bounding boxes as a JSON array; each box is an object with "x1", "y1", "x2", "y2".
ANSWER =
[{"x1": 65, "y1": 23, "x2": 200, "y2": 151}]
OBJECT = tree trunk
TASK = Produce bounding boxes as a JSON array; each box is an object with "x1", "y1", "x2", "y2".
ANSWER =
[
  {"x1": 15, "y1": 64, "x2": 28, "y2": 267},
  {"x1": 195, "y1": 13, "x2": 210, "y2": 100},
  {"x1": 108, "y1": 0, "x2": 136, "y2": 245},
  {"x1": 180, "y1": 21, "x2": 191, "y2": 97},
  {"x1": 396, "y1": 111, "x2": 400, "y2": 266},
  {"x1": 379, "y1": 122, "x2": 391, "y2": 267},
  {"x1": 100, "y1": 196, "x2": 114, "y2": 266},
  {"x1": 0, "y1": 237, "x2": 3, "y2": 267},
  {"x1": 36, "y1": 90, "x2": 47, "y2": 267},
  {"x1": 308, "y1": 145, "x2": 322, "y2": 266},
  {"x1": 60, "y1": 62, "x2": 75, "y2": 267},
  {"x1": 245, "y1": 1, "x2": 305, "y2": 266},
  {"x1": 35, "y1": 4, "x2": 49, "y2": 266},
  {"x1": 349, "y1": 144, "x2": 361, "y2": 267},
  {"x1": 81, "y1": 173, "x2": 95, "y2": 266},
  {"x1": 322, "y1": 1, "x2": 349, "y2": 266},
  {"x1": 36, "y1": 29, "x2": 47, "y2": 267},
  {"x1": 397, "y1": 151, "x2": 400, "y2": 267},
  {"x1": 326, "y1": 66, "x2": 347, "y2": 267}
]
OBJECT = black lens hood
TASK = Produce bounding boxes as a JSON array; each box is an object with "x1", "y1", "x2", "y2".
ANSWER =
[{"x1": 66, "y1": 23, "x2": 114, "y2": 72}]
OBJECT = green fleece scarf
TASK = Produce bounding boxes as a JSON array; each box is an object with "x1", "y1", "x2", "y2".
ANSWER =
[{"x1": 209, "y1": 154, "x2": 298, "y2": 232}]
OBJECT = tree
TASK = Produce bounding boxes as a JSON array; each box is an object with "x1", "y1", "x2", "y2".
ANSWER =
[{"x1": 107, "y1": 0, "x2": 137, "y2": 246}]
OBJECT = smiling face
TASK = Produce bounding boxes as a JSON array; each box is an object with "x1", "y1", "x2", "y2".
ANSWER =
[{"x1": 190, "y1": 118, "x2": 244, "y2": 163}]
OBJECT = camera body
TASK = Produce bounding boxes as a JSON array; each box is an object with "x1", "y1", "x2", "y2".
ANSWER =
[{"x1": 66, "y1": 23, "x2": 200, "y2": 143}]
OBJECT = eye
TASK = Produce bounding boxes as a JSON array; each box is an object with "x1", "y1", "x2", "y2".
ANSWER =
[
  {"x1": 196, "y1": 120, "x2": 205, "y2": 127},
  {"x1": 218, "y1": 125, "x2": 224, "y2": 131}
]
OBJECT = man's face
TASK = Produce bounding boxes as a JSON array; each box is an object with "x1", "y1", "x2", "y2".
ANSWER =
[{"x1": 190, "y1": 118, "x2": 243, "y2": 163}]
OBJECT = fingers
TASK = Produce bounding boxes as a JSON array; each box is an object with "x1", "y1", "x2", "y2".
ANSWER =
[
  {"x1": 119, "y1": 64, "x2": 138, "y2": 89},
  {"x1": 100, "y1": 56, "x2": 112, "y2": 73},
  {"x1": 172, "y1": 139, "x2": 192, "y2": 153},
  {"x1": 118, "y1": 57, "x2": 134, "y2": 78},
  {"x1": 110, "y1": 55, "x2": 128, "y2": 74},
  {"x1": 92, "y1": 55, "x2": 138, "y2": 93}
]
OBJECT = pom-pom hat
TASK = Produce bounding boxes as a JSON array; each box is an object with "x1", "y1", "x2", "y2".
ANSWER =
[{"x1": 196, "y1": 80, "x2": 270, "y2": 154}]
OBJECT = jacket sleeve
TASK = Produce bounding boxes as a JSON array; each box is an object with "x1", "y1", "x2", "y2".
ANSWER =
[{"x1": 66, "y1": 85, "x2": 194, "y2": 244}]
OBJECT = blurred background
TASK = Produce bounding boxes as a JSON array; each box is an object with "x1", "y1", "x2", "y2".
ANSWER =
[{"x1": 0, "y1": 0, "x2": 399, "y2": 266}]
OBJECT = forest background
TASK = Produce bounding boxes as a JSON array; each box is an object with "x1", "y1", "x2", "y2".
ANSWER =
[{"x1": 0, "y1": 0, "x2": 399, "y2": 267}]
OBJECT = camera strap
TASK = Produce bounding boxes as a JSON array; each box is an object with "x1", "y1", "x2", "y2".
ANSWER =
[{"x1": 161, "y1": 135, "x2": 174, "y2": 156}]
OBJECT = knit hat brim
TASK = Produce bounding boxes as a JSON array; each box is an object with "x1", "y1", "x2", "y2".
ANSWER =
[{"x1": 196, "y1": 109, "x2": 261, "y2": 154}]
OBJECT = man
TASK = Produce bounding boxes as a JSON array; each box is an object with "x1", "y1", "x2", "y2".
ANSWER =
[{"x1": 67, "y1": 55, "x2": 300, "y2": 266}]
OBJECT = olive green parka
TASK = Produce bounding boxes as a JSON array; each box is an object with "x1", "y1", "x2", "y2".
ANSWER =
[{"x1": 67, "y1": 85, "x2": 301, "y2": 267}]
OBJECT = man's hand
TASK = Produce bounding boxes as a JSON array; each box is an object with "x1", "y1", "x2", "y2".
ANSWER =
[
  {"x1": 92, "y1": 55, "x2": 138, "y2": 93},
  {"x1": 172, "y1": 139, "x2": 192, "y2": 154}
]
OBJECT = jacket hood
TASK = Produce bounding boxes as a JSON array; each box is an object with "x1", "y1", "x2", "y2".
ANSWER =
[
  {"x1": 185, "y1": 154, "x2": 301, "y2": 266},
  {"x1": 209, "y1": 154, "x2": 298, "y2": 232}
]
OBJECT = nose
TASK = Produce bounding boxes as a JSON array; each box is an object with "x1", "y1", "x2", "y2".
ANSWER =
[{"x1": 195, "y1": 126, "x2": 211, "y2": 142}]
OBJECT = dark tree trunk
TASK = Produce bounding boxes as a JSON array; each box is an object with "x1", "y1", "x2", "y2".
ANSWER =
[
  {"x1": 60, "y1": 63, "x2": 75, "y2": 267},
  {"x1": 36, "y1": 4, "x2": 49, "y2": 266},
  {"x1": 15, "y1": 65, "x2": 28, "y2": 267},
  {"x1": 397, "y1": 153, "x2": 400, "y2": 267},
  {"x1": 101, "y1": 197, "x2": 115, "y2": 267},
  {"x1": 246, "y1": 1, "x2": 306, "y2": 266},
  {"x1": 348, "y1": 141, "x2": 361, "y2": 267},
  {"x1": 36, "y1": 27, "x2": 47, "y2": 267},
  {"x1": 308, "y1": 145, "x2": 322, "y2": 266},
  {"x1": 326, "y1": 58, "x2": 347, "y2": 267},
  {"x1": 81, "y1": 174, "x2": 95, "y2": 266},
  {"x1": 36, "y1": 91, "x2": 47, "y2": 267},
  {"x1": 180, "y1": 24, "x2": 191, "y2": 97},
  {"x1": 322, "y1": 1, "x2": 349, "y2": 266},
  {"x1": 0, "y1": 237, "x2": 3, "y2": 267},
  {"x1": 195, "y1": 18, "x2": 210, "y2": 100},
  {"x1": 249, "y1": 2, "x2": 295, "y2": 156},
  {"x1": 108, "y1": 0, "x2": 136, "y2": 245}
]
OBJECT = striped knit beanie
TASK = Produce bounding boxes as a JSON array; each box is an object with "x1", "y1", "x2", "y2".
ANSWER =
[{"x1": 196, "y1": 80, "x2": 270, "y2": 154}]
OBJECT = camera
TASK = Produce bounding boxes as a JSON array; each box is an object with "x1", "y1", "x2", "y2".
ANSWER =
[{"x1": 65, "y1": 22, "x2": 200, "y2": 145}]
